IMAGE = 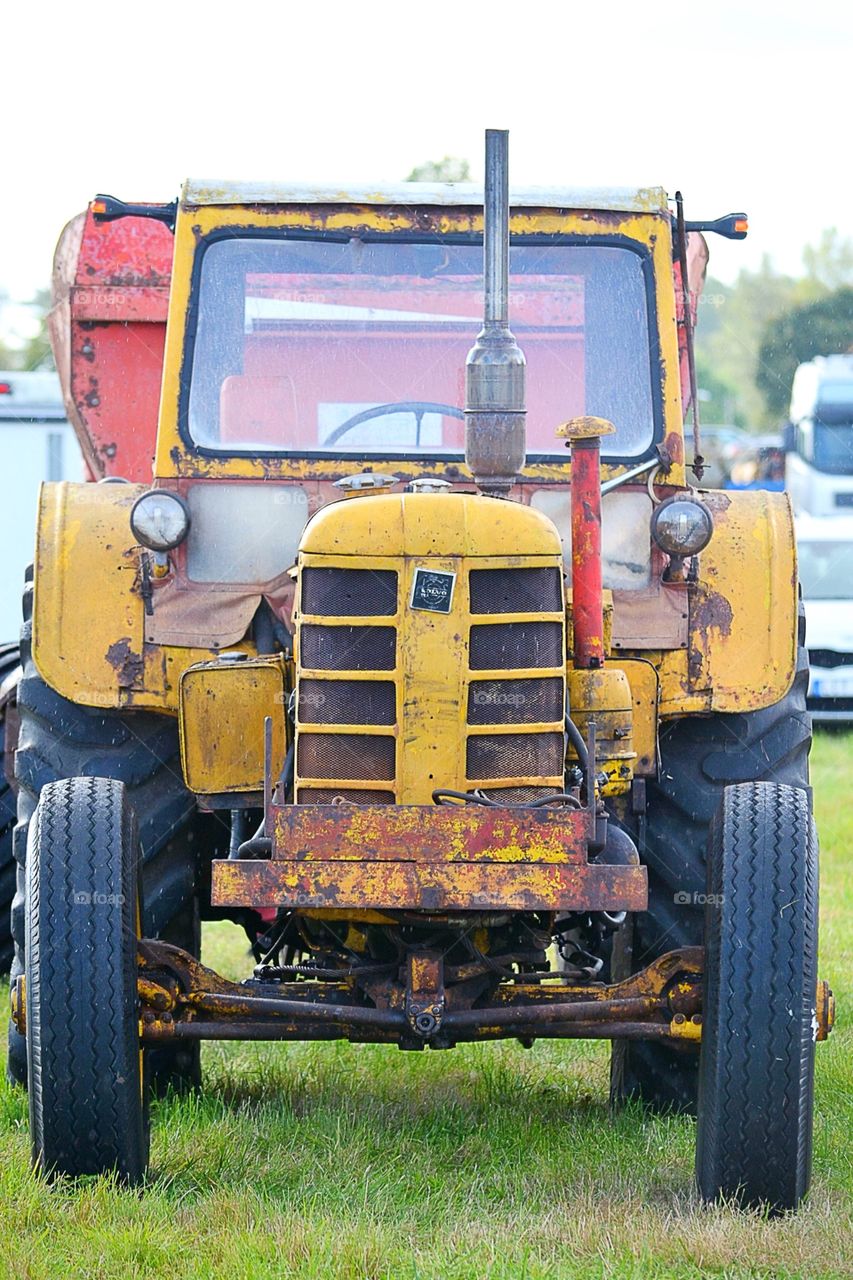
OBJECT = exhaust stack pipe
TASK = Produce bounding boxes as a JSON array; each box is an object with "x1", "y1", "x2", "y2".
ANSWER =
[{"x1": 464, "y1": 129, "x2": 526, "y2": 496}]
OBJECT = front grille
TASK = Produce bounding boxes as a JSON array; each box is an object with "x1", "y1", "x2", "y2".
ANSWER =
[
  {"x1": 466, "y1": 732, "x2": 564, "y2": 780},
  {"x1": 296, "y1": 556, "x2": 566, "y2": 804},
  {"x1": 469, "y1": 567, "x2": 562, "y2": 614},
  {"x1": 297, "y1": 560, "x2": 400, "y2": 800},
  {"x1": 296, "y1": 787, "x2": 396, "y2": 804},
  {"x1": 302, "y1": 568, "x2": 397, "y2": 617},
  {"x1": 301, "y1": 625, "x2": 396, "y2": 671},
  {"x1": 480, "y1": 784, "x2": 565, "y2": 804},
  {"x1": 809, "y1": 649, "x2": 853, "y2": 669},
  {"x1": 466, "y1": 565, "x2": 565, "y2": 792},
  {"x1": 467, "y1": 677, "x2": 564, "y2": 725},
  {"x1": 469, "y1": 622, "x2": 562, "y2": 670},
  {"x1": 297, "y1": 733, "x2": 396, "y2": 781},
  {"x1": 298, "y1": 679, "x2": 396, "y2": 725}
]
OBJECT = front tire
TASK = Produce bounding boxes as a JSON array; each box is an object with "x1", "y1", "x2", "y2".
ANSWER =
[
  {"x1": 26, "y1": 776, "x2": 149, "y2": 1183},
  {"x1": 695, "y1": 781, "x2": 817, "y2": 1212}
]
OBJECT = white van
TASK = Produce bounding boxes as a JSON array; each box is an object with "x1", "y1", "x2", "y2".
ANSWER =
[
  {"x1": 785, "y1": 354, "x2": 853, "y2": 515},
  {"x1": 796, "y1": 513, "x2": 853, "y2": 722}
]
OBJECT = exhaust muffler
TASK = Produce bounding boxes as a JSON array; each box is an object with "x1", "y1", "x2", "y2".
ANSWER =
[{"x1": 464, "y1": 129, "x2": 527, "y2": 496}]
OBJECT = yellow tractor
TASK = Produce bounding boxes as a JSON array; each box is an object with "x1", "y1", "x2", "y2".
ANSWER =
[{"x1": 9, "y1": 132, "x2": 833, "y2": 1209}]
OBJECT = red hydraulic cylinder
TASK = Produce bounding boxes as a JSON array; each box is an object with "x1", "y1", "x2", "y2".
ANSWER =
[{"x1": 558, "y1": 416, "x2": 616, "y2": 670}]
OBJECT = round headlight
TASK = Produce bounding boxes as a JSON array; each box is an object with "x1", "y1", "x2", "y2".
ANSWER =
[
  {"x1": 130, "y1": 490, "x2": 190, "y2": 552},
  {"x1": 650, "y1": 495, "x2": 714, "y2": 558}
]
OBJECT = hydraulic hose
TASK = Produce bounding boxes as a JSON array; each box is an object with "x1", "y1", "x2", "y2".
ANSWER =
[{"x1": 564, "y1": 714, "x2": 590, "y2": 772}]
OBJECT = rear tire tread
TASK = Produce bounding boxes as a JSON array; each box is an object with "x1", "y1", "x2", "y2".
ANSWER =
[{"x1": 612, "y1": 613, "x2": 811, "y2": 1114}]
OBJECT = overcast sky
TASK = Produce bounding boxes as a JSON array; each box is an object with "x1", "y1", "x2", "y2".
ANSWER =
[{"x1": 2, "y1": 0, "x2": 849, "y2": 301}]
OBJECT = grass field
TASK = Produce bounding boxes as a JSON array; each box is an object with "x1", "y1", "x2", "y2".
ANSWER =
[{"x1": 0, "y1": 734, "x2": 850, "y2": 1279}]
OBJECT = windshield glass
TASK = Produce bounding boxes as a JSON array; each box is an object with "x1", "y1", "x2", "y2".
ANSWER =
[
  {"x1": 187, "y1": 236, "x2": 656, "y2": 459},
  {"x1": 798, "y1": 539, "x2": 853, "y2": 600},
  {"x1": 813, "y1": 420, "x2": 853, "y2": 474}
]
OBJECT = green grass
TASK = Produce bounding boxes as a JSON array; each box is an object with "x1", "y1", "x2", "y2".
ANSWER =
[{"x1": 0, "y1": 735, "x2": 851, "y2": 1279}]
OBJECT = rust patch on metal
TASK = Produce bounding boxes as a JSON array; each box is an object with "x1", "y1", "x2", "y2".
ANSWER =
[
  {"x1": 82, "y1": 375, "x2": 101, "y2": 409},
  {"x1": 105, "y1": 637, "x2": 144, "y2": 688},
  {"x1": 687, "y1": 587, "x2": 734, "y2": 687},
  {"x1": 138, "y1": 939, "x2": 700, "y2": 1047},
  {"x1": 9, "y1": 975, "x2": 25, "y2": 1034},
  {"x1": 663, "y1": 429, "x2": 683, "y2": 466},
  {"x1": 702, "y1": 490, "x2": 732, "y2": 514},
  {"x1": 816, "y1": 980, "x2": 835, "y2": 1041},
  {"x1": 211, "y1": 856, "x2": 647, "y2": 913},
  {"x1": 691, "y1": 589, "x2": 734, "y2": 639},
  {"x1": 271, "y1": 803, "x2": 591, "y2": 865},
  {"x1": 406, "y1": 951, "x2": 445, "y2": 1037}
]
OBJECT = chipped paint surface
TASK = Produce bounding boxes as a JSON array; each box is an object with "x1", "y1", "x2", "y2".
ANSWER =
[
  {"x1": 568, "y1": 666, "x2": 636, "y2": 795},
  {"x1": 680, "y1": 487, "x2": 797, "y2": 708},
  {"x1": 212, "y1": 843, "x2": 648, "y2": 915},
  {"x1": 49, "y1": 206, "x2": 172, "y2": 481},
  {"x1": 180, "y1": 657, "x2": 288, "y2": 794},
  {"x1": 256, "y1": 799, "x2": 647, "y2": 918},
  {"x1": 567, "y1": 431, "x2": 608, "y2": 668},
  {"x1": 607, "y1": 657, "x2": 658, "y2": 774},
  {"x1": 182, "y1": 180, "x2": 670, "y2": 213},
  {"x1": 272, "y1": 803, "x2": 592, "y2": 864}
]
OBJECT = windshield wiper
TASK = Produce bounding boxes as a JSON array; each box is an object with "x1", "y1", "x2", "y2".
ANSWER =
[{"x1": 601, "y1": 445, "x2": 672, "y2": 496}]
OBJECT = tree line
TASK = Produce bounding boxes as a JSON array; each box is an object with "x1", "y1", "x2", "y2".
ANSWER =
[{"x1": 696, "y1": 228, "x2": 853, "y2": 427}]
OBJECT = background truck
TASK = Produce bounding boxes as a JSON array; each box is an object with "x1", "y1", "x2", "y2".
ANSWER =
[
  {"x1": 785, "y1": 353, "x2": 853, "y2": 514},
  {"x1": 0, "y1": 372, "x2": 84, "y2": 639},
  {"x1": 0, "y1": 371, "x2": 83, "y2": 969},
  {"x1": 5, "y1": 133, "x2": 832, "y2": 1211}
]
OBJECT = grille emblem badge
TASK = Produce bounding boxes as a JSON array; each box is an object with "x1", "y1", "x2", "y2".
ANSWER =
[{"x1": 410, "y1": 569, "x2": 456, "y2": 614}]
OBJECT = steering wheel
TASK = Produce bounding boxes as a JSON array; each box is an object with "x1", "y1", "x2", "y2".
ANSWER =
[{"x1": 324, "y1": 401, "x2": 464, "y2": 447}]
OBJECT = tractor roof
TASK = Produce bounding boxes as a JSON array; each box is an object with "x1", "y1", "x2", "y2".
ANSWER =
[{"x1": 182, "y1": 179, "x2": 669, "y2": 214}]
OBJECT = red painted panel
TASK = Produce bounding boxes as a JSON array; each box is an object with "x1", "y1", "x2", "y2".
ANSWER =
[
  {"x1": 54, "y1": 205, "x2": 174, "y2": 480},
  {"x1": 73, "y1": 209, "x2": 173, "y2": 287},
  {"x1": 570, "y1": 438, "x2": 606, "y2": 667},
  {"x1": 69, "y1": 319, "x2": 165, "y2": 481}
]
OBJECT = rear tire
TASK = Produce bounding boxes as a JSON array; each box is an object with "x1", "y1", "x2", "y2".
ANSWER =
[
  {"x1": 0, "y1": 642, "x2": 21, "y2": 974},
  {"x1": 696, "y1": 781, "x2": 817, "y2": 1212},
  {"x1": 26, "y1": 776, "x2": 149, "y2": 1183},
  {"x1": 611, "y1": 614, "x2": 811, "y2": 1114},
  {"x1": 8, "y1": 571, "x2": 202, "y2": 1091}
]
